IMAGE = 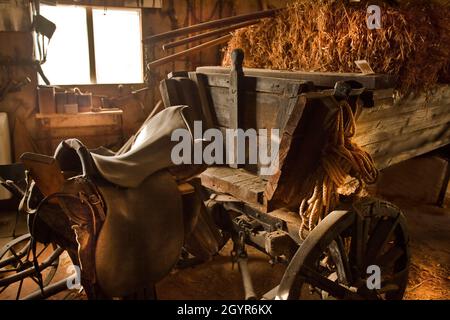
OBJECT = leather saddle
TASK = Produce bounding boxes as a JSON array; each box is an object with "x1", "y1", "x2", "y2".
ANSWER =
[{"x1": 21, "y1": 105, "x2": 207, "y2": 298}]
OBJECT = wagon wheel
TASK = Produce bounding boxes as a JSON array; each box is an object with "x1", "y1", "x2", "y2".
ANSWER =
[
  {"x1": 0, "y1": 233, "x2": 63, "y2": 300},
  {"x1": 277, "y1": 197, "x2": 409, "y2": 300}
]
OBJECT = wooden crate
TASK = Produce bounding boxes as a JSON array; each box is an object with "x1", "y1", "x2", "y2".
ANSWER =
[{"x1": 35, "y1": 110, "x2": 124, "y2": 154}]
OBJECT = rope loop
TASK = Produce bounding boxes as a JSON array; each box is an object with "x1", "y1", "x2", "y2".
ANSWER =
[{"x1": 299, "y1": 99, "x2": 378, "y2": 239}]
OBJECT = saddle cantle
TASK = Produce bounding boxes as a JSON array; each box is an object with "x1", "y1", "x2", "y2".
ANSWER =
[{"x1": 21, "y1": 105, "x2": 205, "y2": 298}]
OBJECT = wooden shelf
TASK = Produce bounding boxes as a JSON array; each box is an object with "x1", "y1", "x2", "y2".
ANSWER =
[{"x1": 36, "y1": 109, "x2": 123, "y2": 128}]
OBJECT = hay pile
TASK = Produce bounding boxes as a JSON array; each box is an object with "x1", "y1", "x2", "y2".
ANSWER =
[{"x1": 223, "y1": 0, "x2": 450, "y2": 93}]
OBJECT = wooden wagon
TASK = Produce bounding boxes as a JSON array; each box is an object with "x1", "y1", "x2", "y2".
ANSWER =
[
  {"x1": 1, "y1": 49, "x2": 448, "y2": 300},
  {"x1": 158, "y1": 50, "x2": 450, "y2": 300}
]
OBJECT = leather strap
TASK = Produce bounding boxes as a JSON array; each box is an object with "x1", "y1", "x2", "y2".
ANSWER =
[{"x1": 21, "y1": 173, "x2": 107, "y2": 285}]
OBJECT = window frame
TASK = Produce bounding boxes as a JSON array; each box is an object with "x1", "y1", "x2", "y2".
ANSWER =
[{"x1": 38, "y1": 5, "x2": 145, "y2": 86}]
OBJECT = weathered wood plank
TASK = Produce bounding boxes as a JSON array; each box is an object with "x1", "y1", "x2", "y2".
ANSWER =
[
  {"x1": 366, "y1": 124, "x2": 450, "y2": 169},
  {"x1": 188, "y1": 72, "x2": 215, "y2": 129},
  {"x1": 160, "y1": 78, "x2": 182, "y2": 108},
  {"x1": 355, "y1": 108, "x2": 450, "y2": 145},
  {"x1": 265, "y1": 94, "x2": 339, "y2": 210},
  {"x1": 358, "y1": 98, "x2": 432, "y2": 123},
  {"x1": 172, "y1": 77, "x2": 204, "y2": 122},
  {"x1": 202, "y1": 72, "x2": 311, "y2": 95},
  {"x1": 229, "y1": 50, "x2": 245, "y2": 169},
  {"x1": 200, "y1": 166, "x2": 266, "y2": 209},
  {"x1": 354, "y1": 84, "x2": 450, "y2": 169},
  {"x1": 35, "y1": 110, "x2": 123, "y2": 128},
  {"x1": 264, "y1": 95, "x2": 308, "y2": 204},
  {"x1": 44, "y1": 125, "x2": 122, "y2": 138},
  {"x1": 197, "y1": 66, "x2": 396, "y2": 90},
  {"x1": 209, "y1": 87, "x2": 302, "y2": 130}
]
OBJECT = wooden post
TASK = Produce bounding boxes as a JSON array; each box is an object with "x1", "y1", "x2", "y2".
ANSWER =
[{"x1": 229, "y1": 49, "x2": 244, "y2": 168}]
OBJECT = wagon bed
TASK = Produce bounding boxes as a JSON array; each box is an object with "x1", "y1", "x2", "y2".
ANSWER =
[{"x1": 160, "y1": 63, "x2": 450, "y2": 213}]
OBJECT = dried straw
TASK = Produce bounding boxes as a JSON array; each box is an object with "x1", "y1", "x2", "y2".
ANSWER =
[{"x1": 223, "y1": 0, "x2": 450, "y2": 94}]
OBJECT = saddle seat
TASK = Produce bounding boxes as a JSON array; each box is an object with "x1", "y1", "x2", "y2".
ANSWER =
[{"x1": 55, "y1": 105, "x2": 195, "y2": 188}]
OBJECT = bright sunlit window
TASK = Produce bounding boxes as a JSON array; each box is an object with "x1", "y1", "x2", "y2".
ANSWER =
[{"x1": 37, "y1": 5, "x2": 144, "y2": 85}]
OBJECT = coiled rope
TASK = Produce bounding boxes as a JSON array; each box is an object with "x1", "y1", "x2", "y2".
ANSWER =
[{"x1": 299, "y1": 99, "x2": 378, "y2": 239}]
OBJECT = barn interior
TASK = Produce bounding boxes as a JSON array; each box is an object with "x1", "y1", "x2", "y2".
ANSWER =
[{"x1": 0, "y1": 0, "x2": 449, "y2": 301}]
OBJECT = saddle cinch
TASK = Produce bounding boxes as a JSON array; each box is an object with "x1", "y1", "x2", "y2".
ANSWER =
[{"x1": 20, "y1": 105, "x2": 222, "y2": 299}]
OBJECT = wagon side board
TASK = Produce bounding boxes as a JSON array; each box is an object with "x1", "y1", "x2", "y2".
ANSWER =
[
  {"x1": 196, "y1": 66, "x2": 397, "y2": 90},
  {"x1": 192, "y1": 70, "x2": 312, "y2": 176},
  {"x1": 355, "y1": 85, "x2": 450, "y2": 170}
]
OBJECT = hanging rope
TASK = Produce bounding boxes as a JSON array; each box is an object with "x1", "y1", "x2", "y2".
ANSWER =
[{"x1": 299, "y1": 99, "x2": 378, "y2": 240}]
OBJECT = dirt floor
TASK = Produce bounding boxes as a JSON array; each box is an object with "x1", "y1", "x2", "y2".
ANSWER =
[
  {"x1": 396, "y1": 199, "x2": 450, "y2": 299},
  {"x1": 1, "y1": 196, "x2": 449, "y2": 300}
]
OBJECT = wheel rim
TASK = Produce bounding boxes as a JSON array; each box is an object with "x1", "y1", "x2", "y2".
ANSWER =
[
  {"x1": 0, "y1": 234, "x2": 61, "y2": 300},
  {"x1": 277, "y1": 198, "x2": 409, "y2": 300}
]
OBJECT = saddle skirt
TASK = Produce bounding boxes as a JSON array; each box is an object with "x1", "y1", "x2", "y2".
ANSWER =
[{"x1": 94, "y1": 170, "x2": 184, "y2": 297}]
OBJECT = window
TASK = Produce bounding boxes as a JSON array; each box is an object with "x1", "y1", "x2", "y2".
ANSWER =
[{"x1": 37, "y1": 5, "x2": 143, "y2": 85}]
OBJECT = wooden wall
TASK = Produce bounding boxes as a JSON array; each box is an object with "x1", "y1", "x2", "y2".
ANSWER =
[{"x1": 0, "y1": 30, "x2": 38, "y2": 160}]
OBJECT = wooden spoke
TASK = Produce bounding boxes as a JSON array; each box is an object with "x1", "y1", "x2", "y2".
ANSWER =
[
  {"x1": 350, "y1": 215, "x2": 369, "y2": 275},
  {"x1": 337, "y1": 236, "x2": 353, "y2": 284},
  {"x1": 365, "y1": 216, "x2": 399, "y2": 268},
  {"x1": 36, "y1": 244, "x2": 49, "y2": 259},
  {"x1": 300, "y1": 265, "x2": 358, "y2": 300},
  {"x1": 375, "y1": 245, "x2": 404, "y2": 268},
  {"x1": 8, "y1": 247, "x2": 24, "y2": 269},
  {"x1": 15, "y1": 279, "x2": 24, "y2": 300},
  {"x1": 0, "y1": 284, "x2": 10, "y2": 294},
  {"x1": 0, "y1": 268, "x2": 19, "y2": 273},
  {"x1": 328, "y1": 238, "x2": 352, "y2": 285},
  {"x1": 25, "y1": 242, "x2": 32, "y2": 260},
  {"x1": 0, "y1": 245, "x2": 29, "y2": 269}
]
